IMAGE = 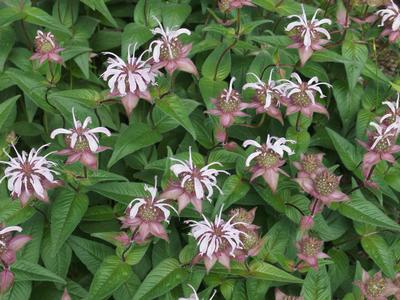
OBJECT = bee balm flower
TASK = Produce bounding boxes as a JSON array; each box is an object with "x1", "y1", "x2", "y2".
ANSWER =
[
  {"x1": 161, "y1": 147, "x2": 229, "y2": 213},
  {"x1": 218, "y1": 0, "x2": 255, "y2": 13},
  {"x1": 206, "y1": 77, "x2": 250, "y2": 128},
  {"x1": 377, "y1": 1, "x2": 400, "y2": 43},
  {"x1": 30, "y1": 30, "x2": 64, "y2": 65},
  {"x1": 296, "y1": 236, "x2": 329, "y2": 270},
  {"x1": 50, "y1": 108, "x2": 111, "y2": 170},
  {"x1": 150, "y1": 18, "x2": 198, "y2": 77},
  {"x1": 119, "y1": 177, "x2": 177, "y2": 243},
  {"x1": 380, "y1": 94, "x2": 400, "y2": 128},
  {"x1": 280, "y1": 73, "x2": 331, "y2": 118},
  {"x1": 285, "y1": 5, "x2": 331, "y2": 65},
  {"x1": 101, "y1": 44, "x2": 159, "y2": 117},
  {"x1": 243, "y1": 71, "x2": 285, "y2": 124},
  {"x1": 243, "y1": 135, "x2": 295, "y2": 192},
  {"x1": 0, "y1": 144, "x2": 61, "y2": 206},
  {"x1": 293, "y1": 153, "x2": 325, "y2": 179},
  {"x1": 0, "y1": 225, "x2": 31, "y2": 267},
  {"x1": 354, "y1": 269, "x2": 399, "y2": 300},
  {"x1": 186, "y1": 208, "x2": 245, "y2": 272}
]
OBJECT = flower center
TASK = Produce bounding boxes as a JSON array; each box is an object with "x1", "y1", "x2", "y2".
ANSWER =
[
  {"x1": 292, "y1": 91, "x2": 311, "y2": 107},
  {"x1": 314, "y1": 172, "x2": 339, "y2": 196},
  {"x1": 183, "y1": 178, "x2": 195, "y2": 193},
  {"x1": 0, "y1": 234, "x2": 10, "y2": 255},
  {"x1": 256, "y1": 149, "x2": 280, "y2": 168},
  {"x1": 39, "y1": 41, "x2": 54, "y2": 53},
  {"x1": 21, "y1": 162, "x2": 33, "y2": 175},
  {"x1": 302, "y1": 155, "x2": 320, "y2": 174},
  {"x1": 243, "y1": 231, "x2": 257, "y2": 250},
  {"x1": 374, "y1": 138, "x2": 391, "y2": 152},
  {"x1": 366, "y1": 278, "x2": 386, "y2": 297},
  {"x1": 303, "y1": 238, "x2": 322, "y2": 256},
  {"x1": 65, "y1": 135, "x2": 90, "y2": 152},
  {"x1": 218, "y1": 89, "x2": 241, "y2": 112},
  {"x1": 138, "y1": 205, "x2": 159, "y2": 222},
  {"x1": 160, "y1": 37, "x2": 182, "y2": 60}
]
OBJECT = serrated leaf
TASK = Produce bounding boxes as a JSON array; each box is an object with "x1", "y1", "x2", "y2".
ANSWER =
[
  {"x1": 0, "y1": 27, "x2": 15, "y2": 72},
  {"x1": 80, "y1": 0, "x2": 118, "y2": 27},
  {"x1": 202, "y1": 44, "x2": 231, "y2": 81},
  {"x1": 133, "y1": 258, "x2": 188, "y2": 300},
  {"x1": 213, "y1": 175, "x2": 250, "y2": 213},
  {"x1": 0, "y1": 95, "x2": 19, "y2": 131},
  {"x1": 301, "y1": 266, "x2": 331, "y2": 300},
  {"x1": 13, "y1": 260, "x2": 66, "y2": 284},
  {"x1": 24, "y1": 6, "x2": 71, "y2": 36},
  {"x1": 89, "y1": 182, "x2": 146, "y2": 204},
  {"x1": 50, "y1": 190, "x2": 89, "y2": 253}
]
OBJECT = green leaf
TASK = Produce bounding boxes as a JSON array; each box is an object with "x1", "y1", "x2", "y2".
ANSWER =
[
  {"x1": 108, "y1": 122, "x2": 162, "y2": 168},
  {"x1": 332, "y1": 81, "x2": 362, "y2": 130},
  {"x1": 0, "y1": 27, "x2": 15, "y2": 71},
  {"x1": 361, "y1": 234, "x2": 396, "y2": 278},
  {"x1": 213, "y1": 175, "x2": 250, "y2": 213},
  {"x1": 0, "y1": 95, "x2": 19, "y2": 131},
  {"x1": 13, "y1": 260, "x2": 66, "y2": 284},
  {"x1": 87, "y1": 255, "x2": 132, "y2": 300},
  {"x1": 116, "y1": 243, "x2": 150, "y2": 265},
  {"x1": 91, "y1": 30, "x2": 122, "y2": 52},
  {"x1": 68, "y1": 235, "x2": 114, "y2": 274},
  {"x1": 23, "y1": 7, "x2": 71, "y2": 36},
  {"x1": 156, "y1": 94, "x2": 199, "y2": 139},
  {"x1": 42, "y1": 233, "x2": 72, "y2": 279},
  {"x1": 49, "y1": 89, "x2": 102, "y2": 108},
  {"x1": 133, "y1": 258, "x2": 188, "y2": 300},
  {"x1": 301, "y1": 266, "x2": 331, "y2": 300},
  {"x1": 80, "y1": 0, "x2": 118, "y2": 27},
  {"x1": 50, "y1": 190, "x2": 89, "y2": 253},
  {"x1": 328, "y1": 249, "x2": 350, "y2": 293},
  {"x1": 202, "y1": 44, "x2": 231, "y2": 81},
  {"x1": 342, "y1": 31, "x2": 368, "y2": 90},
  {"x1": 134, "y1": 0, "x2": 163, "y2": 27},
  {"x1": 89, "y1": 182, "x2": 146, "y2": 204},
  {"x1": 248, "y1": 261, "x2": 303, "y2": 283},
  {"x1": 326, "y1": 128, "x2": 361, "y2": 172},
  {"x1": 0, "y1": 6, "x2": 24, "y2": 27},
  {"x1": 161, "y1": 3, "x2": 191, "y2": 28},
  {"x1": 338, "y1": 190, "x2": 400, "y2": 231},
  {"x1": 113, "y1": 273, "x2": 141, "y2": 300},
  {"x1": 121, "y1": 23, "x2": 152, "y2": 57}
]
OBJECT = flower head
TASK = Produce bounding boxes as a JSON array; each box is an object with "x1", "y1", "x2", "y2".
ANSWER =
[
  {"x1": 354, "y1": 269, "x2": 399, "y2": 300},
  {"x1": 295, "y1": 168, "x2": 349, "y2": 205},
  {"x1": 243, "y1": 71, "x2": 285, "y2": 124},
  {"x1": 380, "y1": 94, "x2": 400, "y2": 128},
  {"x1": 50, "y1": 108, "x2": 111, "y2": 170},
  {"x1": 178, "y1": 285, "x2": 216, "y2": 300},
  {"x1": 30, "y1": 30, "x2": 64, "y2": 65},
  {"x1": 243, "y1": 135, "x2": 295, "y2": 192},
  {"x1": 0, "y1": 225, "x2": 31, "y2": 266},
  {"x1": 280, "y1": 73, "x2": 331, "y2": 118},
  {"x1": 150, "y1": 18, "x2": 198, "y2": 77},
  {"x1": 206, "y1": 77, "x2": 250, "y2": 128},
  {"x1": 296, "y1": 236, "x2": 329, "y2": 270},
  {"x1": 285, "y1": 5, "x2": 331, "y2": 65},
  {"x1": 218, "y1": 0, "x2": 255, "y2": 13},
  {"x1": 101, "y1": 44, "x2": 159, "y2": 116},
  {"x1": 161, "y1": 148, "x2": 229, "y2": 213},
  {"x1": 0, "y1": 144, "x2": 61, "y2": 206},
  {"x1": 293, "y1": 153, "x2": 325, "y2": 179},
  {"x1": 377, "y1": 0, "x2": 400, "y2": 43},
  {"x1": 186, "y1": 207, "x2": 245, "y2": 271},
  {"x1": 120, "y1": 177, "x2": 177, "y2": 243}
]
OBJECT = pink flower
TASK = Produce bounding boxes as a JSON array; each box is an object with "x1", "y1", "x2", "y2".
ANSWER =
[
  {"x1": 61, "y1": 288, "x2": 72, "y2": 300},
  {"x1": 101, "y1": 44, "x2": 159, "y2": 117},
  {"x1": 377, "y1": 1, "x2": 400, "y2": 43},
  {"x1": 293, "y1": 153, "x2": 325, "y2": 179},
  {"x1": 179, "y1": 285, "x2": 216, "y2": 300},
  {"x1": 354, "y1": 269, "x2": 399, "y2": 300},
  {"x1": 380, "y1": 94, "x2": 400, "y2": 128},
  {"x1": 0, "y1": 226, "x2": 31, "y2": 266},
  {"x1": 280, "y1": 73, "x2": 331, "y2": 118},
  {"x1": 186, "y1": 208, "x2": 245, "y2": 272},
  {"x1": 0, "y1": 269, "x2": 13, "y2": 294},
  {"x1": 285, "y1": 5, "x2": 331, "y2": 65},
  {"x1": 336, "y1": 1, "x2": 350, "y2": 29},
  {"x1": 50, "y1": 108, "x2": 111, "y2": 170},
  {"x1": 0, "y1": 144, "x2": 62, "y2": 206},
  {"x1": 243, "y1": 135, "x2": 295, "y2": 192},
  {"x1": 300, "y1": 215, "x2": 314, "y2": 232},
  {"x1": 296, "y1": 236, "x2": 329, "y2": 270},
  {"x1": 275, "y1": 288, "x2": 304, "y2": 300},
  {"x1": 358, "y1": 121, "x2": 400, "y2": 179},
  {"x1": 206, "y1": 77, "x2": 250, "y2": 128},
  {"x1": 243, "y1": 71, "x2": 285, "y2": 124},
  {"x1": 295, "y1": 168, "x2": 349, "y2": 205},
  {"x1": 30, "y1": 30, "x2": 64, "y2": 65},
  {"x1": 150, "y1": 18, "x2": 198, "y2": 77},
  {"x1": 119, "y1": 177, "x2": 177, "y2": 243},
  {"x1": 161, "y1": 147, "x2": 229, "y2": 213},
  {"x1": 218, "y1": 0, "x2": 255, "y2": 13}
]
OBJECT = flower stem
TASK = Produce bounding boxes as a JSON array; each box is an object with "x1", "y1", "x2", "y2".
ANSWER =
[{"x1": 83, "y1": 166, "x2": 88, "y2": 179}]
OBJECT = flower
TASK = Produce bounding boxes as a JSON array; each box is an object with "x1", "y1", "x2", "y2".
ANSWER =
[
  {"x1": 295, "y1": 168, "x2": 349, "y2": 205},
  {"x1": 119, "y1": 177, "x2": 177, "y2": 243},
  {"x1": 30, "y1": 30, "x2": 64, "y2": 65},
  {"x1": 50, "y1": 108, "x2": 111, "y2": 170},
  {"x1": 61, "y1": 288, "x2": 72, "y2": 300},
  {"x1": 150, "y1": 18, "x2": 198, "y2": 77},
  {"x1": 186, "y1": 207, "x2": 245, "y2": 271},
  {"x1": 218, "y1": 0, "x2": 255, "y2": 13},
  {"x1": 377, "y1": 0, "x2": 400, "y2": 43},
  {"x1": 178, "y1": 285, "x2": 217, "y2": 300},
  {"x1": 275, "y1": 288, "x2": 304, "y2": 300},
  {"x1": 0, "y1": 268, "x2": 14, "y2": 294},
  {"x1": 358, "y1": 121, "x2": 400, "y2": 179},
  {"x1": 0, "y1": 226, "x2": 31, "y2": 266},
  {"x1": 161, "y1": 147, "x2": 229, "y2": 213},
  {"x1": 206, "y1": 77, "x2": 250, "y2": 128},
  {"x1": 380, "y1": 94, "x2": 400, "y2": 128},
  {"x1": 0, "y1": 144, "x2": 61, "y2": 206},
  {"x1": 243, "y1": 135, "x2": 295, "y2": 192},
  {"x1": 296, "y1": 236, "x2": 329, "y2": 270},
  {"x1": 293, "y1": 153, "x2": 325, "y2": 179},
  {"x1": 285, "y1": 5, "x2": 331, "y2": 65},
  {"x1": 243, "y1": 71, "x2": 285, "y2": 124},
  {"x1": 280, "y1": 73, "x2": 331, "y2": 118},
  {"x1": 101, "y1": 44, "x2": 159, "y2": 117},
  {"x1": 354, "y1": 269, "x2": 399, "y2": 300}
]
